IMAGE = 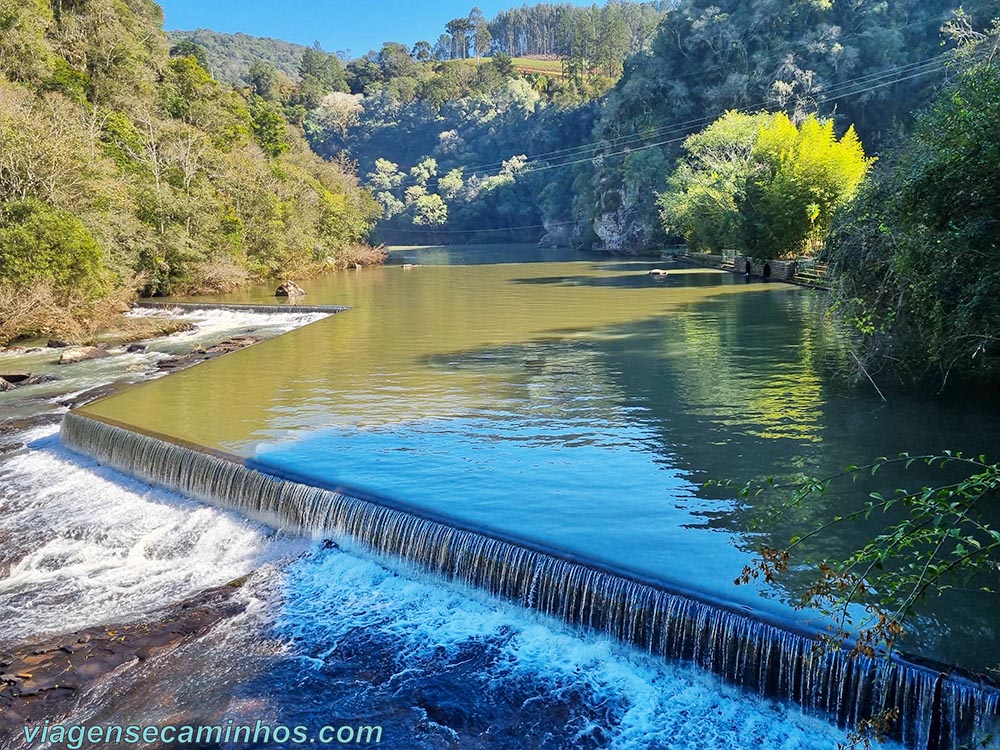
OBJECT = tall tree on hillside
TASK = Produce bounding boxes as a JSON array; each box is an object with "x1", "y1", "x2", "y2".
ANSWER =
[
  {"x1": 434, "y1": 34, "x2": 453, "y2": 60},
  {"x1": 245, "y1": 60, "x2": 279, "y2": 100},
  {"x1": 169, "y1": 39, "x2": 210, "y2": 71},
  {"x1": 470, "y1": 6, "x2": 492, "y2": 59},
  {"x1": 446, "y1": 17, "x2": 474, "y2": 59},
  {"x1": 297, "y1": 42, "x2": 347, "y2": 107},
  {"x1": 412, "y1": 40, "x2": 434, "y2": 62},
  {"x1": 377, "y1": 42, "x2": 416, "y2": 78}
]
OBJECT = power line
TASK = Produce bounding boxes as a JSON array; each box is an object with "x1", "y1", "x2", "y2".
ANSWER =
[
  {"x1": 386, "y1": 51, "x2": 952, "y2": 189},
  {"x1": 389, "y1": 52, "x2": 951, "y2": 190}
]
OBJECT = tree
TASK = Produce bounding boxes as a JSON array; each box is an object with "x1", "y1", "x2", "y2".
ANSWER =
[
  {"x1": 248, "y1": 96, "x2": 289, "y2": 157},
  {"x1": 169, "y1": 39, "x2": 209, "y2": 71},
  {"x1": 446, "y1": 17, "x2": 474, "y2": 59},
  {"x1": 405, "y1": 186, "x2": 448, "y2": 225},
  {"x1": 0, "y1": 198, "x2": 106, "y2": 296},
  {"x1": 658, "y1": 111, "x2": 873, "y2": 258},
  {"x1": 345, "y1": 57, "x2": 382, "y2": 94},
  {"x1": 826, "y1": 41, "x2": 1000, "y2": 387},
  {"x1": 411, "y1": 40, "x2": 433, "y2": 62},
  {"x1": 245, "y1": 60, "x2": 279, "y2": 100},
  {"x1": 297, "y1": 42, "x2": 347, "y2": 107},
  {"x1": 377, "y1": 42, "x2": 416, "y2": 79},
  {"x1": 658, "y1": 111, "x2": 772, "y2": 252},
  {"x1": 491, "y1": 52, "x2": 515, "y2": 78},
  {"x1": 470, "y1": 6, "x2": 492, "y2": 59},
  {"x1": 434, "y1": 34, "x2": 453, "y2": 61}
]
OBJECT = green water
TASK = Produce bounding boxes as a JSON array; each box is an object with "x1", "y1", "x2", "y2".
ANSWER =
[{"x1": 80, "y1": 245, "x2": 1000, "y2": 671}]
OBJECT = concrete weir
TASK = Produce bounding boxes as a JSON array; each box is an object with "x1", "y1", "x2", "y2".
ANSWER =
[
  {"x1": 59, "y1": 411, "x2": 1000, "y2": 750},
  {"x1": 131, "y1": 300, "x2": 351, "y2": 315}
]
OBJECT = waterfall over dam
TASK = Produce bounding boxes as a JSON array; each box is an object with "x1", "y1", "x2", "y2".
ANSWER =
[{"x1": 60, "y1": 411, "x2": 1000, "y2": 750}]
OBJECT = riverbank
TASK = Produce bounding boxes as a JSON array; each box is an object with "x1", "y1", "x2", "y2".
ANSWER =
[{"x1": 0, "y1": 582, "x2": 248, "y2": 737}]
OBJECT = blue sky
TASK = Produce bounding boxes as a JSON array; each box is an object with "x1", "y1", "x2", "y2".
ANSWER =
[{"x1": 158, "y1": 1, "x2": 588, "y2": 57}]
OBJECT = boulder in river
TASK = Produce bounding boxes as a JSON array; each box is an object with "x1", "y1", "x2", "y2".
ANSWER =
[
  {"x1": 275, "y1": 281, "x2": 306, "y2": 297},
  {"x1": 58, "y1": 346, "x2": 110, "y2": 365},
  {"x1": 46, "y1": 339, "x2": 70, "y2": 349},
  {"x1": 0, "y1": 373, "x2": 30, "y2": 384},
  {"x1": 0, "y1": 380, "x2": 15, "y2": 392}
]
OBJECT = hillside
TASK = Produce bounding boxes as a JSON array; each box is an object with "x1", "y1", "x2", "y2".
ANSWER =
[
  {"x1": 0, "y1": 0, "x2": 379, "y2": 344},
  {"x1": 166, "y1": 29, "x2": 313, "y2": 87}
]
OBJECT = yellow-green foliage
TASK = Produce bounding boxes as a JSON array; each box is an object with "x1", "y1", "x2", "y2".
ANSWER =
[
  {"x1": 0, "y1": 0, "x2": 378, "y2": 310},
  {"x1": 0, "y1": 0, "x2": 54, "y2": 83},
  {"x1": 749, "y1": 114, "x2": 872, "y2": 256},
  {"x1": 658, "y1": 111, "x2": 874, "y2": 258}
]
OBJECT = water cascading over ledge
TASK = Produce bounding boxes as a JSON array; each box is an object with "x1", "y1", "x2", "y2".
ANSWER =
[{"x1": 60, "y1": 411, "x2": 1000, "y2": 750}]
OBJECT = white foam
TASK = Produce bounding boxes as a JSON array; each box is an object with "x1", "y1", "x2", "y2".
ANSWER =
[
  {"x1": 276, "y1": 549, "x2": 873, "y2": 750},
  {"x1": 126, "y1": 307, "x2": 328, "y2": 346},
  {"x1": 0, "y1": 427, "x2": 306, "y2": 641}
]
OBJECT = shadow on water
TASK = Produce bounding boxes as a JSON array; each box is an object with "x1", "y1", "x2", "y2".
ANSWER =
[{"x1": 509, "y1": 272, "x2": 730, "y2": 289}]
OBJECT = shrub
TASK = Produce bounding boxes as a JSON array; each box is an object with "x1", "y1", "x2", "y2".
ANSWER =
[{"x1": 0, "y1": 198, "x2": 107, "y2": 296}]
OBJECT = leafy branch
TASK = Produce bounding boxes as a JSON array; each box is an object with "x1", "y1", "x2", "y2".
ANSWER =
[{"x1": 712, "y1": 452, "x2": 1000, "y2": 660}]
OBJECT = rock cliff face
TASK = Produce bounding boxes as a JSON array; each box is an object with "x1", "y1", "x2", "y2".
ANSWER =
[{"x1": 592, "y1": 183, "x2": 657, "y2": 254}]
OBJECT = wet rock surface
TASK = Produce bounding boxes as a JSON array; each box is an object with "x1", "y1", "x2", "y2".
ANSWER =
[
  {"x1": 58, "y1": 346, "x2": 110, "y2": 365},
  {"x1": 275, "y1": 281, "x2": 306, "y2": 298},
  {"x1": 0, "y1": 583, "x2": 247, "y2": 734},
  {"x1": 155, "y1": 336, "x2": 262, "y2": 371}
]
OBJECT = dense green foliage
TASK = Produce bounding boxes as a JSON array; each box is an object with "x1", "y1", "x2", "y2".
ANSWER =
[
  {"x1": 269, "y1": 0, "x2": 997, "y2": 248},
  {"x1": 582, "y1": 0, "x2": 997, "y2": 250},
  {"x1": 0, "y1": 0, "x2": 378, "y2": 308},
  {"x1": 166, "y1": 29, "x2": 313, "y2": 86},
  {"x1": 826, "y1": 45, "x2": 1000, "y2": 387},
  {"x1": 659, "y1": 112, "x2": 872, "y2": 258},
  {"x1": 0, "y1": 199, "x2": 105, "y2": 296}
]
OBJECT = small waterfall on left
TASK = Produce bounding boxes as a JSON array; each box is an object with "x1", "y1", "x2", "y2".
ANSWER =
[{"x1": 0, "y1": 425, "x2": 280, "y2": 643}]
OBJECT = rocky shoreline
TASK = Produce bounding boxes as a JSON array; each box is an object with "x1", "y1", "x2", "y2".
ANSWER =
[{"x1": 0, "y1": 582, "x2": 248, "y2": 736}]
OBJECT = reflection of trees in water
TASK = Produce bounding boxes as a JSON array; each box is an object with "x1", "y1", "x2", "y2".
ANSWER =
[{"x1": 584, "y1": 290, "x2": 1000, "y2": 669}]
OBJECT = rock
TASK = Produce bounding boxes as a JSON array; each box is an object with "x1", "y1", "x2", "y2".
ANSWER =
[
  {"x1": 275, "y1": 280, "x2": 306, "y2": 297},
  {"x1": 22, "y1": 374, "x2": 56, "y2": 386},
  {"x1": 648, "y1": 269, "x2": 670, "y2": 276},
  {"x1": 0, "y1": 442, "x2": 23, "y2": 456},
  {"x1": 46, "y1": 339, "x2": 70, "y2": 349},
  {"x1": 0, "y1": 583, "x2": 247, "y2": 735},
  {"x1": 155, "y1": 336, "x2": 261, "y2": 371},
  {"x1": 0, "y1": 379, "x2": 16, "y2": 392},
  {"x1": 0, "y1": 373, "x2": 30, "y2": 384},
  {"x1": 0, "y1": 413, "x2": 63, "y2": 435},
  {"x1": 126, "y1": 343, "x2": 146, "y2": 353},
  {"x1": 57, "y1": 384, "x2": 120, "y2": 408},
  {"x1": 58, "y1": 346, "x2": 110, "y2": 365}
]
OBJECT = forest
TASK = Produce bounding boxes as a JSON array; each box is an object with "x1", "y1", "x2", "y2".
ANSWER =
[{"x1": 0, "y1": 0, "x2": 379, "y2": 345}]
